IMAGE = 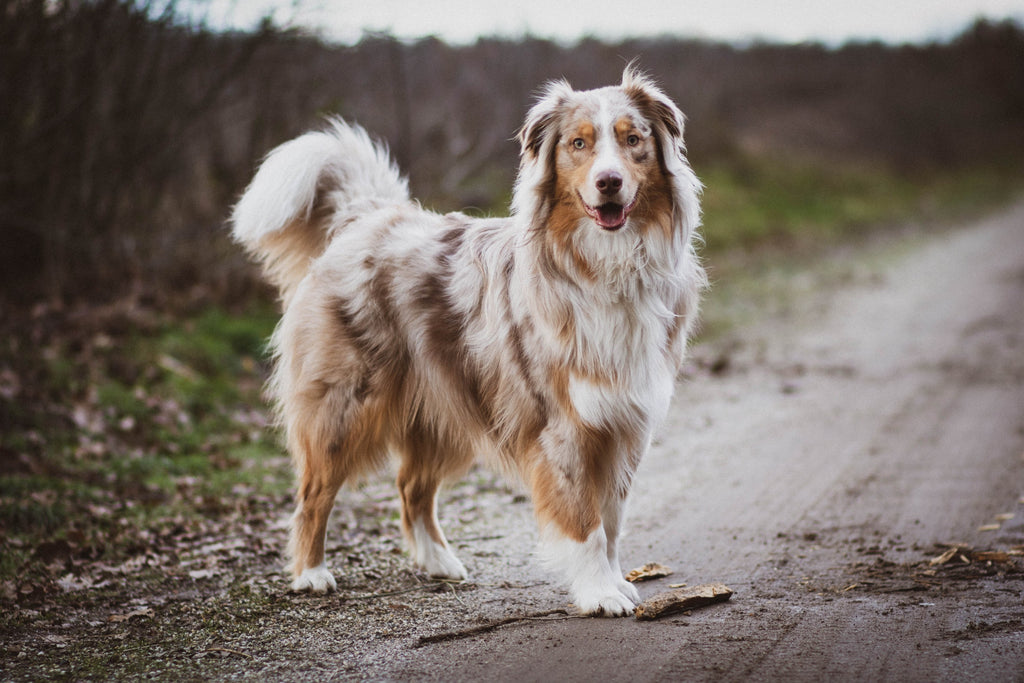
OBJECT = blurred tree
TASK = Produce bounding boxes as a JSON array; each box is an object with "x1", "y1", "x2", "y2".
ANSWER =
[{"x1": 0, "y1": 0, "x2": 268, "y2": 305}]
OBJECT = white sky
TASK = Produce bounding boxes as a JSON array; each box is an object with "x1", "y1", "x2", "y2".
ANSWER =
[{"x1": 205, "y1": 0, "x2": 1024, "y2": 45}]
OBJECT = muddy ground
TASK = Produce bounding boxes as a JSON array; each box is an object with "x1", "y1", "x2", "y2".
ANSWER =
[{"x1": 3, "y1": 204, "x2": 1024, "y2": 681}]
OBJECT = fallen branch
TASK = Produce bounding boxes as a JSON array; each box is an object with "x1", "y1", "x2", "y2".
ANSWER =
[
  {"x1": 634, "y1": 583, "x2": 734, "y2": 621},
  {"x1": 415, "y1": 609, "x2": 572, "y2": 646}
]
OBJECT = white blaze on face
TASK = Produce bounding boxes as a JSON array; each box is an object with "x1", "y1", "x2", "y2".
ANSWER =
[
  {"x1": 587, "y1": 108, "x2": 628, "y2": 202},
  {"x1": 576, "y1": 97, "x2": 641, "y2": 231}
]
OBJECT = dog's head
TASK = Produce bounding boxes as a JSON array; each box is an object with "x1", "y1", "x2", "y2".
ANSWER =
[{"x1": 513, "y1": 66, "x2": 701, "y2": 267}]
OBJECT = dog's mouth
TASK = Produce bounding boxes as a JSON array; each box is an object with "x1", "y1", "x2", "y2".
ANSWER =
[{"x1": 580, "y1": 196, "x2": 637, "y2": 231}]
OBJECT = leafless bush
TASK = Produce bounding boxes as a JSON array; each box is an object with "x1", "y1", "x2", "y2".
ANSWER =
[{"x1": 0, "y1": 0, "x2": 269, "y2": 305}]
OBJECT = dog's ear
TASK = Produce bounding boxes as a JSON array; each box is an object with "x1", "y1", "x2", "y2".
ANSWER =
[
  {"x1": 518, "y1": 79, "x2": 573, "y2": 159},
  {"x1": 519, "y1": 106, "x2": 557, "y2": 159},
  {"x1": 513, "y1": 79, "x2": 574, "y2": 224},
  {"x1": 621, "y1": 65, "x2": 686, "y2": 156},
  {"x1": 622, "y1": 66, "x2": 703, "y2": 244}
]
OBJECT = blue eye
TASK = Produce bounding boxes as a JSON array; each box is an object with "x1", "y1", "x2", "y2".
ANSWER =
[{"x1": 572, "y1": 138, "x2": 586, "y2": 150}]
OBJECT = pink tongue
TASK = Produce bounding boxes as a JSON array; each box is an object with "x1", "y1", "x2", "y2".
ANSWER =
[{"x1": 596, "y1": 203, "x2": 625, "y2": 228}]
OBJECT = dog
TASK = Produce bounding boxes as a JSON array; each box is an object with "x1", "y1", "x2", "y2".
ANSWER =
[{"x1": 231, "y1": 67, "x2": 704, "y2": 616}]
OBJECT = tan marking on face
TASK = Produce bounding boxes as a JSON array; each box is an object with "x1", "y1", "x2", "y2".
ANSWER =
[
  {"x1": 572, "y1": 121, "x2": 596, "y2": 149},
  {"x1": 609, "y1": 115, "x2": 674, "y2": 240},
  {"x1": 541, "y1": 103, "x2": 677, "y2": 273},
  {"x1": 560, "y1": 119, "x2": 600, "y2": 214},
  {"x1": 614, "y1": 117, "x2": 637, "y2": 146},
  {"x1": 628, "y1": 147, "x2": 674, "y2": 241},
  {"x1": 543, "y1": 117, "x2": 601, "y2": 277}
]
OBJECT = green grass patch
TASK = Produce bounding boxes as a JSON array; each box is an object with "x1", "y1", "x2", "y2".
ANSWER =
[
  {"x1": 0, "y1": 301, "x2": 290, "y2": 580},
  {"x1": 692, "y1": 157, "x2": 1024, "y2": 343},
  {"x1": 699, "y1": 156, "x2": 1024, "y2": 255}
]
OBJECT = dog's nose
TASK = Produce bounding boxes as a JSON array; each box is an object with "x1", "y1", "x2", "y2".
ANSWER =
[{"x1": 595, "y1": 171, "x2": 623, "y2": 196}]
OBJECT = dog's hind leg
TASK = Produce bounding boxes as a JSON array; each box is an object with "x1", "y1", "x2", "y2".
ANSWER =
[
  {"x1": 395, "y1": 429, "x2": 470, "y2": 581},
  {"x1": 288, "y1": 453, "x2": 347, "y2": 593}
]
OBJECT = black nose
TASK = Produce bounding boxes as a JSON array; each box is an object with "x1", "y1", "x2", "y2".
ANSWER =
[{"x1": 596, "y1": 171, "x2": 623, "y2": 196}]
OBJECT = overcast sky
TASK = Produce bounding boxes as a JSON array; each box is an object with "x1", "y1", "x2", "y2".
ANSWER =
[{"x1": 205, "y1": 0, "x2": 1024, "y2": 45}]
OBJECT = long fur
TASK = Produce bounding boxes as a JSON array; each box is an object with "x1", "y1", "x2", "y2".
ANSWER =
[{"x1": 231, "y1": 67, "x2": 705, "y2": 615}]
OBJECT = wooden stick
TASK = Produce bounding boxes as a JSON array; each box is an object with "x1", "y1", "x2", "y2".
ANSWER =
[
  {"x1": 634, "y1": 583, "x2": 734, "y2": 620},
  {"x1": 415, "y1": 609, "x2": 573, "y2": 646}
]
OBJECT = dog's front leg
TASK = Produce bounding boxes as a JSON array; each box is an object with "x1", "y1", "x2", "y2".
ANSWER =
[
  {"x1": 602, "y1": 491, "x2": 640, "y2": 605},
  {"x1": 530, "y1": 433, "x2": 638, "y2": 616},
  {"x1": 539, "y1": 521, "x2": 637, "y2": 616}
]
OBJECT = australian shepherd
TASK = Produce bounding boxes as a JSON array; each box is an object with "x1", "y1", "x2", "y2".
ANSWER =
[{"x1": 231, "y1": 67, "x2": 705, "y2": 616}]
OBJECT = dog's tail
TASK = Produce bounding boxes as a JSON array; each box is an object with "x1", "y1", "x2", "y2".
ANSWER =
[{"x1": 231, "y1": 118, "x2": 409, "y2": 302}]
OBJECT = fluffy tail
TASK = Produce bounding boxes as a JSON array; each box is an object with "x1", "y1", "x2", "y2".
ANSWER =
[{"x1": 231, "y1": 118, "x2": 409, "y2": 302}]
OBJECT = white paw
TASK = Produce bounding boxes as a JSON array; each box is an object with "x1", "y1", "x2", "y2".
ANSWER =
[
  {"x1": 617, "y1": 577, "x2": 641, "y2": 604},
  {"x1": 573, "y1": 579, "x2": 638, "y2": 617},
  {"x1": 419, "y1": 545, "x2": 469, "y2": 581},
  {"x1": 409, "y1": 517, "x2": 468, "y2": 580},
  {"x1": 291, "y1": 564, "x2": 337, "y2": 593}
]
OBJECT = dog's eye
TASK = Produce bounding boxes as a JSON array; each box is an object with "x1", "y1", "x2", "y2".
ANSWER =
[
  {"x1": 626, "y1": 134, "x2": 641, "y2": 147},
  {"x1": 571, "y1": 138, "x2": 586, "y2": 150}
]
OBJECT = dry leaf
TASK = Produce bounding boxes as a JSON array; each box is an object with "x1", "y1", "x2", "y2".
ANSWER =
[
  {"x1": 929, "y1": 545, "x2": 1018, "y2": 567},
  {"x1": 625, "y1": 562, "x2": 673, "y2": 583},
  {"x1": 929, "y1": 547, "x2": 959, "y2": 566}
]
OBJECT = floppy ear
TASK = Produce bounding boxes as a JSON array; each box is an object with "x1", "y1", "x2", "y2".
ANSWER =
[
  {"x1": 621, "y1": 65, "x2": 686, "y2": 156},
  {"x1": 519, "y1": 106, "x2": 557, "y2": 160},
  {"x1": 517, "y1": 78, "x2": 572, "y2": 159},
  {"x1": 622, "y1": 66, "x2": 702, "y2": 244},
  {"x1": 513, "y1": 79, "x2": 574, "y2": 223}
]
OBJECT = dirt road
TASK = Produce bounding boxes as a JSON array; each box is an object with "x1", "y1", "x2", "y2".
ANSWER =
[
  {"x1": 377, "y1": 202, "x2": 1024, "y2": 681},
  {"x1": 6, "y1": 204, "x2": 1023, "y2": 681}
]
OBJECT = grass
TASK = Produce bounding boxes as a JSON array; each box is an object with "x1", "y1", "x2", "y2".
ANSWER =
[
  {"x1": 690, "y1": 156, "x2": 1024, "y2": 341},
  {"x1": 0, "y1": 302, "x2": 289, "y2": 580},
  {"x1": 699, "y1": 156, "x2": 1023, "y2": 255}
]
